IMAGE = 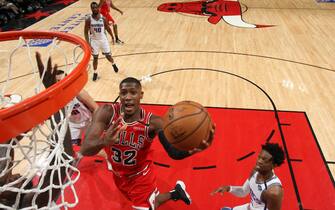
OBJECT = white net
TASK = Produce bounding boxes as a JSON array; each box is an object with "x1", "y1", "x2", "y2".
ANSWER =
[
  {"x1": 0, "y1": 33, "x2": 85, "y2": 209},
  {"x1": 0, "y1": 106, "x2": 80, "y2": 210}
]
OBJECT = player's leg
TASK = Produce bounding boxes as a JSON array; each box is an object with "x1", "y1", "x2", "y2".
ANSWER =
[
  {"x1": 92, "y1": 55, "x2": 99, "y2": 81},
  {"x1": 105, "y1": 54, "x2": 119, "y2": 73},
  {"x1": 101, "y1": 38, "x2": 119, "y2": 73},
  {"x1": 90, "y1": 39, "x2": 100, "y2": 81},
  {"x1": 155, "y1": 180, "x2": 191, "y2": 208},
  {"x1": 128, "y1": 164, "x2": 191, "y2": 209},
  {"x1": 113, "y1": 24, "x2": 123, "y2": 44},
  {"x1": 106, "y1": 14, "x2": 123, "y2": 44},
  {"x1": 128, "y1": 165, "x2": 158, "y2": 210},
  {"x1": 100, "y1": 11, "x2": 116, "y2": 43}
]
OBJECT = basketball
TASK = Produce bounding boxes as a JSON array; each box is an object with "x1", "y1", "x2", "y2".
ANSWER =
[{"x1": 162, "y1": 101, "x2": 213, "y2": 151}]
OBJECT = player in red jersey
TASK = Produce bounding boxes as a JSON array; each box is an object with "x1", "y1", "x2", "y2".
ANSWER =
[
  {"x1": 79, "y1": 77, "x2": 215, "y2": 209},
  {"x1": 98, "y1": 0, "x2": 124, "y2": 44}
]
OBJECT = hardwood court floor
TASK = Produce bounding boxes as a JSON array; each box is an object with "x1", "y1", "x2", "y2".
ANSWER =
[{"x1": 0, "y1": 0, "x2": 334, "y2": 208}]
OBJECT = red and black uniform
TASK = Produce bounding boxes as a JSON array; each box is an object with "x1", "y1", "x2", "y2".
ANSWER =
[
  {"x1": 104, "y1": 103, "x2": 157, "y2": 209},
  {"x1": 100, "y1": 0, "x2": 115, "y2": 24}
]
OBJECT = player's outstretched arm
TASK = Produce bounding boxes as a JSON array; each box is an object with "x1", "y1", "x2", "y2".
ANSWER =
[
  {"x1": 77, "y1": 89, "x2": 99, "y2": 113},
  {"x1": 211, "y1": 179, "x2": 250, "y2": 198},
  {"x1": 149, "y1": 115, "x2": 192, "y2": 160},
  {"x1": 110, "y1": 1, "x2": 123, "y2": 15},
  {"x1": 150, "y1": 115, "x2": 215, "y2": 159},
  {"x1": 211, "y1": 185, "x2": 230, "y2": 196}
]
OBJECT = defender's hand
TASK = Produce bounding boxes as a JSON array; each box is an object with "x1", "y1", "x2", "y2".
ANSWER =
[
  {"x1": 35, "y1": 52, "x2": 58, "y2": 88},
  {"x1": 211, "y1": 185, "x2": 230, "y2": 196}
]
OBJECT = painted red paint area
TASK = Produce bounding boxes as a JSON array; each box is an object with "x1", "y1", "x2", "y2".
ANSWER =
[{"x1": 63, "y1": 104, "x2": 334, "y2": 210}]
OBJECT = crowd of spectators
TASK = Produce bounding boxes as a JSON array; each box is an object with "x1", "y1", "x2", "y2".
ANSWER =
[{"x1": 0, "y1": 0, "x2": 53, "y2": 26}]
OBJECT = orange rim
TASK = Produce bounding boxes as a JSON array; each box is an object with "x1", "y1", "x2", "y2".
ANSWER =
[{"x1": 0, "y1": 31, "x2": 90, "y2": 142}]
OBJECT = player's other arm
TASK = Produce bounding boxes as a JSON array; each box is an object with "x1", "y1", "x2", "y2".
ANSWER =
[
  {"x1": 103, "y1": 17, "x2": 115, "y2": 43},
  {"x1": 211, "y1": 178, "x2": 250, "y2": 198},
  {"x1": 149, "y1": 115, "x2": 192, "y2": 160},
  {"x1": 80, "y1": 105, "x2": 115, "y2": 156},
  {"x1": 77, "y1": 89, "x2": 98, "y2": 113},
  {"x1": 110, "y1": 0, "x2": 123, "y2": 15},
  {"x1": 261, "y1": 185, "x2": 283, "y2": 210},
  {"x1": 84, "y1": 17, "x2": 90, "y2": 44}
]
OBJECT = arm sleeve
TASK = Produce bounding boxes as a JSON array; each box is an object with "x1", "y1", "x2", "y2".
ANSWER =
[
  {"x1": 229, "y1": 179, "x2": 250, "y2": 197},
  {"x1": 158, "y1": 130, "x2": 191, "y2": 160}
]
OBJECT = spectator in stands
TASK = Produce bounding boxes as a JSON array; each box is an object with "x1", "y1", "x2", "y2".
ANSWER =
[{"x1": 0, "y1": 0, "x2": 20, "y2": 16}]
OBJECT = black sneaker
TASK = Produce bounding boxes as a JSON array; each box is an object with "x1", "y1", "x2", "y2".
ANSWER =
[
  {"x1": 112, "y1": 64, "x2": 119, "y2": 73},
  {"x1": 170, "y1": 180, "x2": 191, "y2": 205},
  {"x1": 93, "y1": 72, "x2": 98, "y2": 81},
  {"x1": 116, "y1": 39, "x2": 124, "y2": 45}
]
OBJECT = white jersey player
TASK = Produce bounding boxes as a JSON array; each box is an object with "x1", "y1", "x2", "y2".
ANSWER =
[
  {"x1": 212, "y1": 143, "x2": 285, "y2": 210},
  {"x1": 56, "y1": 70, "x2": 98, "y2": 145},
  {"x1": 84, "y1": 1, "x2": 119, "y2": 81}
]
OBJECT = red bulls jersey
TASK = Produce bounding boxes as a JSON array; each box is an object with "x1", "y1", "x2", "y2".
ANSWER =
[
  {"x1": 104, "y1": 103, "x2": 154, "y2": 176},
  {"x1": 100, "y1": 0, "x2": 111, "y2": 13}
]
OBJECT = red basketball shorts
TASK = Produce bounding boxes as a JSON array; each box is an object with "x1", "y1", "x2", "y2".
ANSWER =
[
  {"x1": 113, "y1": 164, "x2": 159, "y2": 209},
  {"x1": 100, "y1": 9, "x2": 115, "y2": 24}
]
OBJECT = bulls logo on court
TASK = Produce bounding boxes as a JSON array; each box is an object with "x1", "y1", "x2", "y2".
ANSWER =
[{"x1": 157, "y1": 0, "x2": 273, "y2": 28}]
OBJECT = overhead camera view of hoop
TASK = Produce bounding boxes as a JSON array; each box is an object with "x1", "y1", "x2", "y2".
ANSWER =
[{"x1": 0, "y1": 0, "x2": 334, "y2": 210}]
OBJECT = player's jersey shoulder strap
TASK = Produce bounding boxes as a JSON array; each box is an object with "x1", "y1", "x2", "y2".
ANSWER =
[
  {"x1": 140, "y1": 108, "x2": 153, "y2": 141},
  {"x1": 107, "y1": 103, "x2": 119, "y2": 125},
  {"x1": 266, "y1": 173, "x2": 282, "y2": 187},
  {"x1": 141, "y1": 108, "x2": 153, "y2": 125}
]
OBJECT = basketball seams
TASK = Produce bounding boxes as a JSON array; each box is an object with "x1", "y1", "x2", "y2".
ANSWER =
[
  {"x1": 163, "y1": 110, "x2": 203, "y2": 128},
  {"x1": 163, "y1": 102, "x2": 204, "y2": 128},
  {"x1": 170, "y1": 110, "x2": 208, "y2": 145},
  {"x1": 162, "y1": 101, "x2": 213, "y2": 150}
]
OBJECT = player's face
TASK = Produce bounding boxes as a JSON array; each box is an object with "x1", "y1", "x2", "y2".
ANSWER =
[
  {"x1": 91, "y1": 4, "x2": 99, "y2": 15},
  {"x1": 119, "y1": 82, "x2": 143, "y2": 116},
  {"x1": 255, "y1": 150, "x2": 274, "y2": 174}
]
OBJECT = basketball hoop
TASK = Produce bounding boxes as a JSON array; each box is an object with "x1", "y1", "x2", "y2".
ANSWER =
[
  {"x1": 0, "y1": 31, "x2": 90, "y2": 142},
  {"x1": 0, "y1": 31, "x2": 90, "y2": 209}
]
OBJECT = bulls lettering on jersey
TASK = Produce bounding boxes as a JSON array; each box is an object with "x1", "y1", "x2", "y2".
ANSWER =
[{"x1": 104, "y1": 103, "x2": 154, "y2": 176}]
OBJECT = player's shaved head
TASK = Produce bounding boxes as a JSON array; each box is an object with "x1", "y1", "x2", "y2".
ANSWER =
[
  {"x1": 91, "y1": 2, "x2": 98, "y2": 7},
  {"x1": 119, "y1": 77, "x2": 142, "y2": 89}
]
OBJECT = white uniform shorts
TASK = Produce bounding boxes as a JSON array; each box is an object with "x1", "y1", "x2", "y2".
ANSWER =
[
  {"x1": 90, "y1": 38, "x2": 111, "y2": 56},
  {"x1": 69, "y1": 121, "x2": 89, "y2": 140},
  {"x1": 222, "y1": 203, "x2": 263, "y2": 210}
]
